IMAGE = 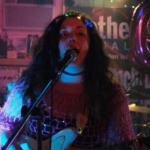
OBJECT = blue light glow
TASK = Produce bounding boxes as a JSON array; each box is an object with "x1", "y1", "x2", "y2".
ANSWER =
[
  {"x1": 137, "y1": 8, "x2": 143, "y2": 20},
  {"x1": 85, "y1": 19, "x2": 93, "y2": 27},
  {"x1": 20, "y1": 143, "x2": 31, "y2": 150}
]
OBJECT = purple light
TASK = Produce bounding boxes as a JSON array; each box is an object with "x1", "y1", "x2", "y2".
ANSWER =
[{"x1": 146, "y1": 39, "x2": 150, "y2": 42}]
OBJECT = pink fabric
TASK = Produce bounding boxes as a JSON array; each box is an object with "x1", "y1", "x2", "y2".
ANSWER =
[
  {"x1": 0, "y1": 79, "x2": 136, "y2": 147},
  {"x1": 107, "y1": 87, "x2": 136, "y2": 145},
  {"x1": 27, "y1": 86, "x2": 136, "y2": 148},
  {"x1": 43, "y1": 89, "x2": 82, "y2": 119}
]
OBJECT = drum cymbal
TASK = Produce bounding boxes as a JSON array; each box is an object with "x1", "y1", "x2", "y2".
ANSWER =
[{"x1": 129, "y1": 104, "x2": 150, "y2": 113}]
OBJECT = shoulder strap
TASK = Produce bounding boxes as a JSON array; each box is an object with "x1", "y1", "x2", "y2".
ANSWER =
[{"x1": 76, "y1": 88, "x2": 89, "y2": 134}]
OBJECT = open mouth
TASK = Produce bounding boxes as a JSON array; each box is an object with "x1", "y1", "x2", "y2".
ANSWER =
[
  {"x1": 72, "y1": 48, "x2": 79, "y2": 54},
  {"x1": 64, "y1": 48, "x2": 79, "y2": 55}
]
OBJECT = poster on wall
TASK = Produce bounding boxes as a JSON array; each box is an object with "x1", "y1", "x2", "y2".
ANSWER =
[
  {"x1": 27, "y1": 34, "x2": 39, "y2": 55},
  {"x1": 0, "y1": 31, "x2": 41, "y2": 59},
  {"x1": 64, "y1": 6, "x2": 150, "y2": 134},
  {"x1": 0, "y1": 31, "x2": 7, "y2": 58},
  {"x1": 0, "y1": 30, "x2": 27, "y2": 59},
  {"x1": 65, "y1": 6, "x2": 150, "y2": 98},
  {"x1": 7, "y1": 35, "x2": 27, "y2": 59}
]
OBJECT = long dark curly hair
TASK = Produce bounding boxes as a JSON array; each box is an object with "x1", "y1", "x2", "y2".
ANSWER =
[{"x1": 20, "y1": 11, "x2": 120, "y2": 125}]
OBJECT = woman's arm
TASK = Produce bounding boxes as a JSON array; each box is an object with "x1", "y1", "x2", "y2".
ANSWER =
[
  {"x1": 0, "y1": 78, "x2": 28, "y2": 149},
  {"x1": 0, "y1": 80, "x2": 25, "y2": 131}
]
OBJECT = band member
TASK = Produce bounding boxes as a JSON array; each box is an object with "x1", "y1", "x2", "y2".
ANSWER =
[{"x1": 0, "y1": 11, "x2": 148, "y2": 150}]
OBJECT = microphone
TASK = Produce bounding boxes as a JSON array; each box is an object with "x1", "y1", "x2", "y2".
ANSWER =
[
  {"x1": 58, "y1": 49, "x2": 77, "y2": 71},
  {"x1": 64, "y1": 49, "x2": 77, "y2": 61}
]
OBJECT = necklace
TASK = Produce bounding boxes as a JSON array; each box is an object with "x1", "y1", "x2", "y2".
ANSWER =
[{"x1": 63, "y1": 70, "x2": 84, "y2": 76}]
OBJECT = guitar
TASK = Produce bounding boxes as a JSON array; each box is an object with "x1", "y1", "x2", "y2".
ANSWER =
[
  {"x1": 19, "y1": 127, "x2": 78, "y2": 150},
  {"x1": 18, "y1": 127, "x2": 150, "y2": 150}
]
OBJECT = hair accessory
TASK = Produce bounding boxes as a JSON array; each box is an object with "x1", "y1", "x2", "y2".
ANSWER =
[
  {"x1": 77, "y1": 15, "x2": 81, "y2": 20},
  {"x1": 65, "y1": 11, "x2": 82, "y2": 20},
  {"x1": 63, "y1": 70, "x2": 84, "y2": 76},
  {"x1": 65, "y1": 12, "x2": 72, "y2": 18},
  {"x1": 65, "y1": 12, "x2": 92, "y2": 27},
  {"x1": 85, "y1": 19, "x2": 93, "y2": 27}
]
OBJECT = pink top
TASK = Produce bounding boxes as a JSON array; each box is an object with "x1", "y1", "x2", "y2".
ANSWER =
[{"x1": 0, "y1": 79, "x2": 136, "y2": 148}]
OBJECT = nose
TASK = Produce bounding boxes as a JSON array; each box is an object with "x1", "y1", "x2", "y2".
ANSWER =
[{"x1": 68, "y1": 35, "x2": 77, "y2": 43}]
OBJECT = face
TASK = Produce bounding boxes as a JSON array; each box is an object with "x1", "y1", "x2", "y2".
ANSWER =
[{"x1": 58, "y1": 17, "x2": 90, "y2": 66}]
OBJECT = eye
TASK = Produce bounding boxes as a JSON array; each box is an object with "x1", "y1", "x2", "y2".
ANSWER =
[
  {"x1": 79, "y1": 32, "x2": 85, "y2": 36},
  {"x1": 60, "y1": 33, "x2": 68, "y2": 37}
]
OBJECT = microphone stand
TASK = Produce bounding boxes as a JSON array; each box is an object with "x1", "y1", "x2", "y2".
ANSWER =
[{"x1": 2, "y1": 50, "x2": 76, "y2": 150}]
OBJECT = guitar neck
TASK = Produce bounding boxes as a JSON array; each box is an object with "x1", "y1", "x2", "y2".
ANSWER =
[{"x1": 90, "y1": 137, "x2": 150, "y2": 150}]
